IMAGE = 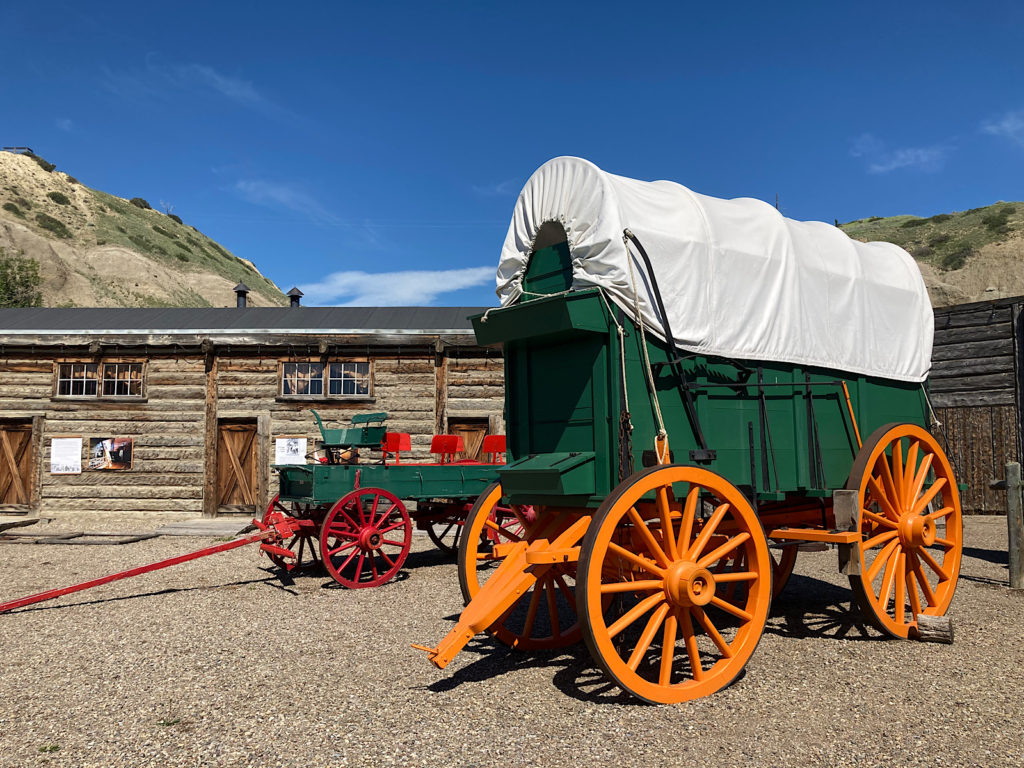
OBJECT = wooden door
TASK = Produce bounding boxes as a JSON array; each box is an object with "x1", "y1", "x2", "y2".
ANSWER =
[
  {"x1": 447, "y1": 417, "x2": 489, "y2": 462},
  {"x1": 216, "y1": 420, "x2": 258, "y2": 514},
  {"x1": 0, "y1": 421, "x2": 34, "y2": 508}
]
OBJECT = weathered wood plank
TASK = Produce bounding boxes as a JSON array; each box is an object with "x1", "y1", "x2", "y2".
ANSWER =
[
  {"x1": 42, "y1": 486, "x2": 204, "y2": 499},
  {"x1": 929, "y1": 372, "x2": 1016, "y2": 393},
  {"x1": 931, "y1": 338, "x2": 1014, "y2": 362},
  {"x1": 933, "y1": 323, "x2": 1012, "y2": 346},
  {"x1": 933, "y1": 306, "x2": 1013, "y2": 329},
  {"x1": 931, "y1": 390, "x2": 1015, "y2": 408},
  {"x1": 40, "y1": 498, "x2": 204, "y2": 512},
  {"x1": 930, "y1": 355, "x2": 1015, "y2": 378}
]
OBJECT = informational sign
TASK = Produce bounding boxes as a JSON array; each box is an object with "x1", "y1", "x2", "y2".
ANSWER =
[
  {"x1": 50, "y1": 437, "x2": 83, "y2": 474},
  {"x1": 275, "y1": 437, "x2": 307, "y2": 465},
  {"x1": 88, "y1": 437, "x2": 134, "y2": 470}
]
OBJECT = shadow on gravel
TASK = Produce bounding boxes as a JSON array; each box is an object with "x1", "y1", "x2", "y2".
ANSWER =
[
  {"x1": 962, "y1": 546, "x2": 1008, "y2": 566},
  {"x1": 421, "y1": 636, "x2": 644, "y2": 705},
  {"x1": 7, "y1": 575, "x2": 291, "y2": 614},
  {"x1": 765, "y1": 574, "x2": 881, "y2": 642}
]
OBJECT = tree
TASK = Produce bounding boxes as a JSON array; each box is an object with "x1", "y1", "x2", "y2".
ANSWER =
[{"x1": 0, "y1": 248, "x2": 43, "y2": 307}]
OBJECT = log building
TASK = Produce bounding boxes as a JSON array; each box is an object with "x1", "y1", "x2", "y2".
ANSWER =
[{"x1": 0, "y1": 303, "x2": 503, "y2": 517}]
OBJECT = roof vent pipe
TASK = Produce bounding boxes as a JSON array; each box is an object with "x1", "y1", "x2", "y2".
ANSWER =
[
  {"x1": 287, "y1": 287, "x2": 303, "y2": 308},
  {"x1": 233, "y1": 283, "x2": 250, "y2": 308}
]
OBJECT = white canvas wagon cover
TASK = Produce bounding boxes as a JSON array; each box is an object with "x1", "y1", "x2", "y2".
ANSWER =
[{"x1": 496, "y1": 156, "x2": 933, "y2": 383}]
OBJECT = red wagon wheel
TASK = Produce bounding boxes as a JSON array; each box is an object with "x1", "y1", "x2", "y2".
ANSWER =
[
  {"x1": 261, "y1": 495, "x2": 325, "y2": 571},
  {"x1": 458, "y1": 482, "x2": 583, "y2": 650},
  {"x1": 320, "y1": 487, "x2": 412, "y2": 588},
  {"x1": 425, "y1": 504, "x2": 467, "y2": 556},
  {"x1": 846, "y1": 423, "x2": 963, "y2": 638},
  {"x1": 578, "y1": 465, "x2": 772, "y2": 704}
]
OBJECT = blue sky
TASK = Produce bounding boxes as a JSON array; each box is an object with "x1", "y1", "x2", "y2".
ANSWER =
[{"x1": 2, "y1": 1, "x2": 1023, "y2": 307}]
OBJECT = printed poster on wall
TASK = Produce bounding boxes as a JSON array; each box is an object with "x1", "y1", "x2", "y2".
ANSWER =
[
  {"x1": 50, "y1": 437, "x2": 83, "y2": 474},
  {"x1": 88, "y1": 437, "x2": 134, "y2": 470},
  {"x1": 275, "y1": 437, "x2": 307, "y2": 465}
]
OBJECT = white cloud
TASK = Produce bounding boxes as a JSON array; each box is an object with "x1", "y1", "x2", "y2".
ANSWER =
[
  {"x1": 982, "y1": 110, "x2": 1024, "y2": 147},
  {"x1": 55, "y1": 118, "x2": 73, "y2": 132},
  {"x1": 100, "y1": 57, "x2": 292, "y2": 119},
  {"x1": 850, "y1": 132, "x2": 949, "y2": 174},
  {"x1": 300, "y1": 266, "x2": 495, "y2": 306},
  {"x1": 234, "y1": 179, "x2": 340, "y2": 225}
]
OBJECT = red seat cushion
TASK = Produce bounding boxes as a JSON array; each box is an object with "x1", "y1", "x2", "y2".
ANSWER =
[
  {"x1": 481, "y1": 435, "x2": 506, "y2": 455},
  {"x1": 430, "y1": 434, "x2": 464, "y2": 455},
  {"x1": 383, "y1": 432, "x2": 411, "y2": 452}
]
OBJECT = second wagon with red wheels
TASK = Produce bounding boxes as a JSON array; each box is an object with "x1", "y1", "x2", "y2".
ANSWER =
[
  {"x1": 267, "y1": 411, "x2": 506, "y2": 588},
  {"x1": 414, "y1": 156, "x2": 963, "y2": 704}
]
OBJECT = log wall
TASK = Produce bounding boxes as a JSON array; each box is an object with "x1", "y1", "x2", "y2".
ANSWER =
[
  {"x1": 0, "y1": 341, "x2": 504, "y2": 517},
  {"x1": 932, "y1": 300, "x2": 1021, "y2": 513}
]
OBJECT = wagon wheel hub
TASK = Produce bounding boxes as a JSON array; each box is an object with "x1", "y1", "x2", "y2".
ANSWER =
[
  {"x1": 663, "y1": 561, "x2": 715, "y2": 607},
  {"x1": 898, "y1": 512, "x2": 936, "y2": 550},
  {"x1": 358, "y1": 528, "x2": 383, "y2": 551}
]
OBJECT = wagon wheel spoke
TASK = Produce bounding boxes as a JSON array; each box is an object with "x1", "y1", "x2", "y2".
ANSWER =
[
  {"x1": 627, "y1": 603, "x2": 670, "y2": 672},
  {"x1": 658, "y1": 612, "x2": 678, "y2": 686}
]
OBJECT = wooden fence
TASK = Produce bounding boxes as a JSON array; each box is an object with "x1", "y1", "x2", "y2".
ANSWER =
[{"x1": 931, "y1": 298, "x2": 1022, "y2": 512}]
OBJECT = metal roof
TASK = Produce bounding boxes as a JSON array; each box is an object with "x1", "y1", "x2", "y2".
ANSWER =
[{"x1": 0, "y1": 306, "x2": 489, "y2": 336}]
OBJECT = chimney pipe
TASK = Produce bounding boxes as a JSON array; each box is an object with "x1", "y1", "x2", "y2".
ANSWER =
[
  {"x1": 286, "y1": 286, "x2": 303, "y2": 308},
  {"x1": 233, "y1": 282, "x2": 250, "y2": 308}
]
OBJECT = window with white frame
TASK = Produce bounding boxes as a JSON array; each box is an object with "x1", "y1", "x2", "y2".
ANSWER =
[
  {"x1": 281, "y1": 361, "x2": 371, "y2": 398},
  {"x1": 55, "y1": 361, "x2": 144, "y2": 398}
]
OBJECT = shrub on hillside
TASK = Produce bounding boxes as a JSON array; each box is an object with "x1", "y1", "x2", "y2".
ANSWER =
[
  {"x1": 47, "y1": 191, "x2": 70, "y2": 205},
  {"x1": 941, "y1": 247, "x2": 972, "y2": 271},
  {"x1": 35, "y1": 213, "x2": 70, "y2": 238},
  {"x1": 152, "y1": 224, "x2": 177, "y2": 239},
  {"x1": 867, "y1": 216, "x2": 882, "y2": 222},
  {"x1": 930, "y1": 213, "x2": 952, "y2": 223},
  {"x1": 65, "y1": 175, "x2": 79, "y2": 185},
  {"x1": 167, "y1": 213, "x2": 183, "y2": 225},
  {"x1": 25, "y1": 152, "x2": 56, "y2": 173},
  {"x1": 129, "y1": 197, "x2": 152, "y2": 210},
  {"x1": 900, "y1": 218, "x2": 928, "y2": 228},
  {"x1": 0, "y1": 247, "x2": 43, "y2": 307},
  {"x1": 2, "y1": 202, "x2": 25, "y2": 218}
]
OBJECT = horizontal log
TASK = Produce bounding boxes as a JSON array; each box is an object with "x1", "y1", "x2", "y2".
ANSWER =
[
  {"x1": 930, "y1": 389, "x2": 1015, "y2": 407},
  {"x1": 446, "y1": 386, "x2": 504, "y2": 399},
  {"x1": 929, "y1": 355, "x2": 1014, "y2": 378},
  {"x1": 375, "y1": 361, "x2": 433, "y2": 374},
  {"x1": 42, "y1": 486, "x2": 204, "y2": 499},
  {"x1": 929, "y1": 372, "x2": 1016, "y2": 393},
  {"x1": 449, "y1": 359, "x2": 502, "y2": 372},
  {"x1": 46, "y1": 402, "x2": 208, "y2": 415},
  {"x1": 44, "y1": 415, "x2": 203, "y2": 427},
  {"x1": 446, "y1": 399, "x2": 503, "y2": 413},
  {"x1": 39, "y1": 498, "x2": 204, "y2": 512},
  {"x1": 216, "y1": 373, "x2": 277, "y2": 386},
  {"x1": 147, "y1": 373, "x2": 206, "y2": 387},
  {"x1": 218, "y1": 360, "x2": 278, "y2": 373},
  {"x1": 931, "y1": 338, "x2": 1013, "y2": 362},
  {"x1": 933, "y1": 323, "x2": 1011, "y2": 346},
  {"x1": 0, "y1": 362, "x2": 53, "y2": 373},
  {"x1": 933, "y1": 306, "x2": 1012, "y2": 329},
  {"x1": 42, "y1": 473, "x2": 203, "y2": 487}
]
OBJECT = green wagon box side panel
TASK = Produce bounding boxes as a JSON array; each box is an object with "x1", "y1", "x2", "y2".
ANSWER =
[
  {"x1": 472, "y1": 290, "x2": 608, "y2": 346},
  {"x1": 276, "y1": 462, "x2": 502, "y2": 505},
  {"x1": 498, "y1": 452, "x2": 596, "y2": 497}
]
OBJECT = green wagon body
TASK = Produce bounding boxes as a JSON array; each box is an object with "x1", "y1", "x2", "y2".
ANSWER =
[
  {"x1": 476, "y1": 241, "x2": 928, "y2": 508},
  {"x1": 277, "y1": 461, "x2": 500, "y2": 506}
]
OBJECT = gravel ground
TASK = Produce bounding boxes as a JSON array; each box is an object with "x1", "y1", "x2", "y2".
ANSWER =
[{"x1": 0, "y1": 514, "x2": 1021, "y2": 768}]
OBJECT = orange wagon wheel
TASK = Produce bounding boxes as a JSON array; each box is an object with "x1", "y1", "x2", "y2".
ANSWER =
[
  {"x1": 578, "y1": 465, "x2": 772, "y2": 704},
  {"x1": 458, "y1": 482, "x2": 583, "y2": 650},
  {"x1": 846, "y1": 423, "x2": 962, "y2": 638}
]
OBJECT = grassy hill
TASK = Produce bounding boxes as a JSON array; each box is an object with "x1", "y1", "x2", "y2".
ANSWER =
[
  {"x1": 0, "y1": 150, "x2": 285, "y2": 307},
  {"x1": 840, "y1": 202, "x2": 1024, "y2": 306}
]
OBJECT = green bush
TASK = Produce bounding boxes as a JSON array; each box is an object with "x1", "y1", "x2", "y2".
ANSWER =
[
  {"x1": 35, "y1": 213, "x2": 70, "y2": 238},
  {"x1": 129, "y1": 197, "x2": 152, "y2": 210},
  {"x1": 47, "y1": 191, "x2": 70, "y2": 205},
  {"x1": 26, "y1": 152, "x2": 56, "y2": 172},
  {"x1": 0, "y1": 247, "x2": 43, "y2": 307},
  {"x1": 14, "y1": 197, "x2": 31, "y2": 210},
  {"x1": 867, "y1": 216, "x2": 883, "y2": 222},
  {"x1": 930, "y1": 213, "x2": 952, "y2": 223},
  {"x1": 65, "y1": 175, "x2": 79, "y2": 185},
  {"x1": 167, "y1": 213, "x2": 183, "y2": 225},
  {"x1": 174, "y1": 252, "x2": 188, "y2": 261},
  {"x1": 928, "y1": 233, "x2": 951, "y2": 246},
  {"x1": 2, "y1": 202, "x2": 25, "y2": 218},
  {"x1": 152, "y1": 225, "x2": 177, "y2": 239},
  {"x1": 116, "y1": 225, "x2": 127, "y2": 234},
  {"x1": 941, "y1": 247, "x2": 971, "y2": 271},
  {"x1": 900, "y1": 218, "x2": 928, "y2": 228}
]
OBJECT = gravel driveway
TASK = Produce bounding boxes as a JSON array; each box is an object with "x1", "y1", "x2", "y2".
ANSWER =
[{"x1": 0, "y1": 514, "x2": 1021, "y2": 768}]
